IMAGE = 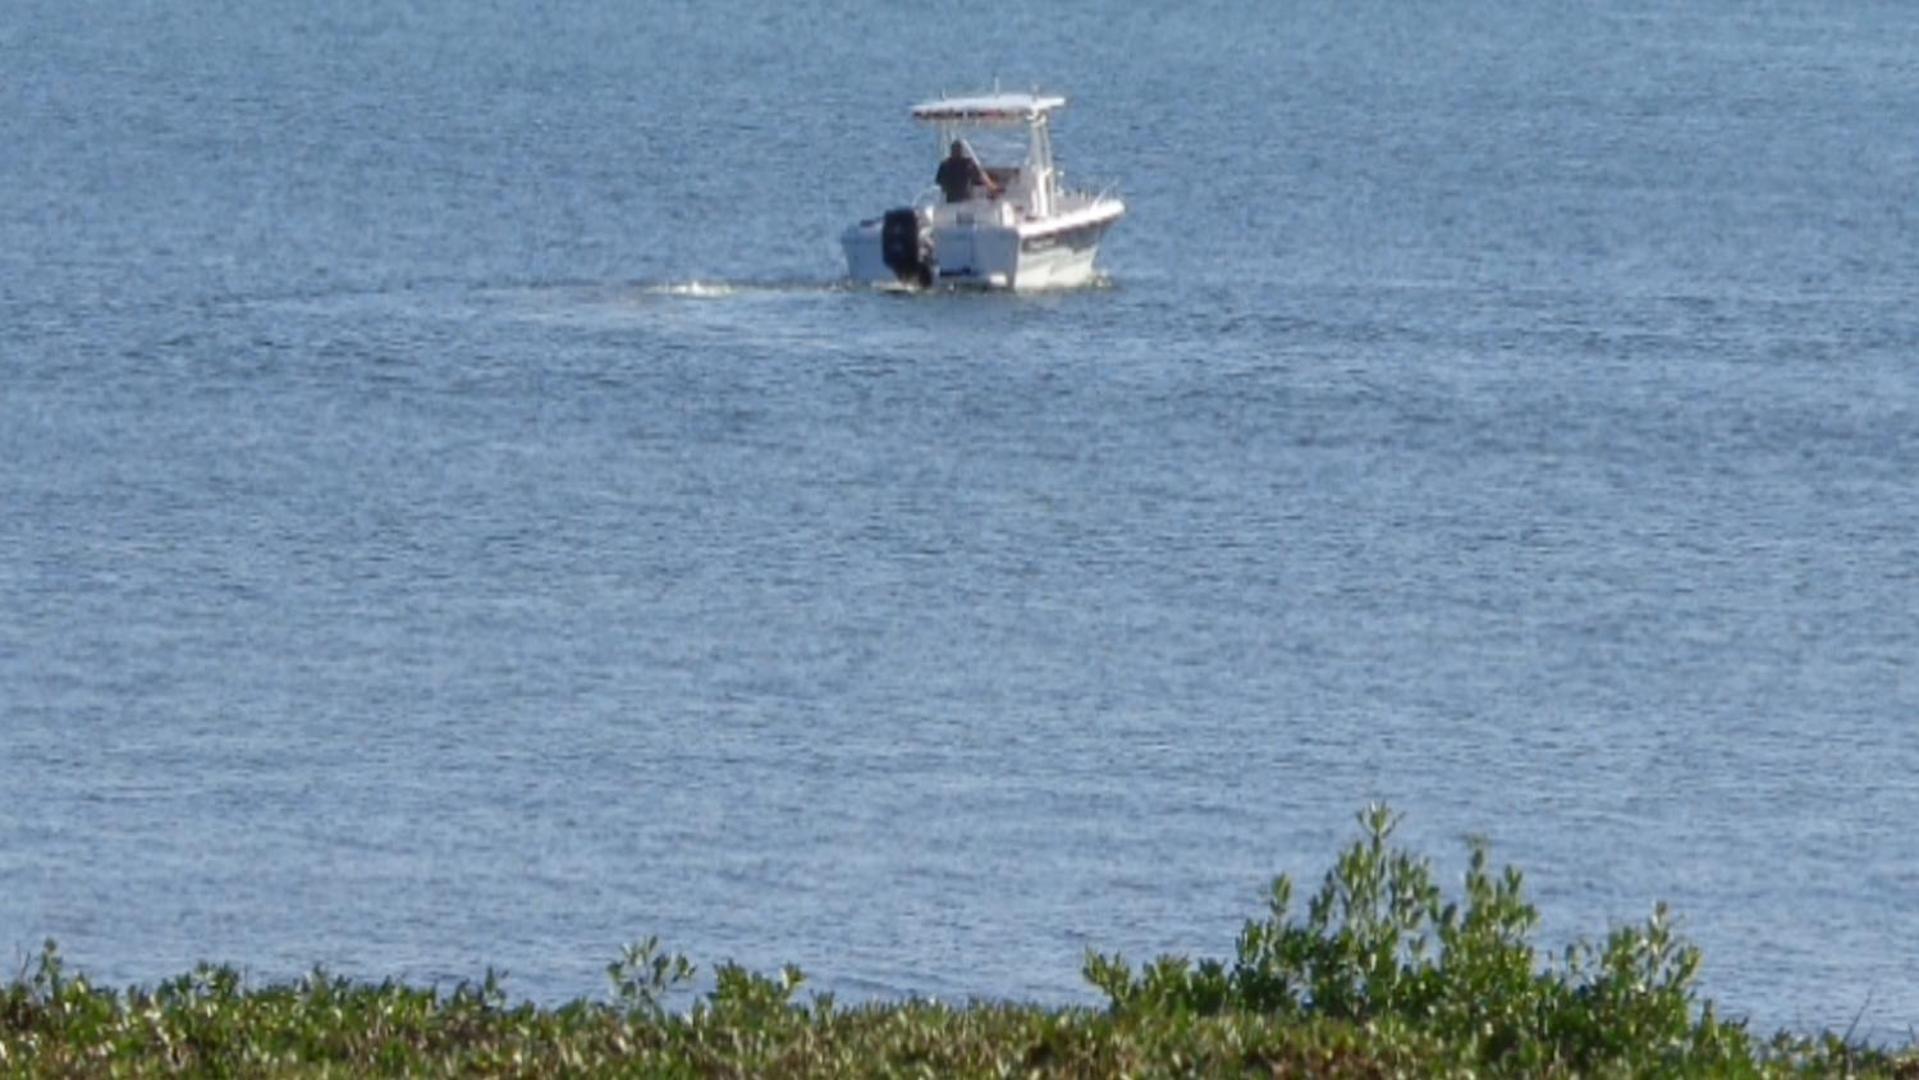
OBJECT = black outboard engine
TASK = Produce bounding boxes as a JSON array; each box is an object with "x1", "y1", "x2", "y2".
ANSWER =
[{"x1": 880, "y1": 208, "x2": 934, "y2": 287}]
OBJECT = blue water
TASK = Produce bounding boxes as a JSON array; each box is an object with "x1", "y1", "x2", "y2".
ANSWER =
[{"x1": 5, "y1": 0, "x2": 1918, "y2": 1038}]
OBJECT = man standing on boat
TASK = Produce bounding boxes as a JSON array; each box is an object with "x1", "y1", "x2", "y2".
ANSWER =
[{"x1": 936, "y1": 140, "x2": 999, "y2": 203}]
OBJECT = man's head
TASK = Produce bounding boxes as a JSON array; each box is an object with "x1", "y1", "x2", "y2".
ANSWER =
[{"x1": 949, "y1": 140, "x2": 968, "y2": 159}]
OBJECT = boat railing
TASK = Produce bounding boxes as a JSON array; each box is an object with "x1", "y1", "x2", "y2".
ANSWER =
[
  {"x1": 916, "y1": 184, "x2": 1028, "y2": 226},
  {"x1": 1050, "y1": 183, "x2": 1121, "y2": 214}
]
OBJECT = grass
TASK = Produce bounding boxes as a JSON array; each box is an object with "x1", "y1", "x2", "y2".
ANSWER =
[{"x1": 5, "y1": 805, "x2": 1914, "y2": 1077}]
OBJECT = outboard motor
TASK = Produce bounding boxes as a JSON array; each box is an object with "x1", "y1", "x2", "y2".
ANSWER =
[{"x1": 880, "y1": 208, "x2": 934, "y2": 287}]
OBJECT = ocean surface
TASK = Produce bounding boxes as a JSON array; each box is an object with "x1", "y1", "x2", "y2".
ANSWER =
[{"x1": 5, "y1": 0, "x2": 1917, "y2": 1038}]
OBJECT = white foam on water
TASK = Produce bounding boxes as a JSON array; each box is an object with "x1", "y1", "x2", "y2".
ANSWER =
[{"x1": 647, "y1": 280, "x2": 738, "y2": 299}]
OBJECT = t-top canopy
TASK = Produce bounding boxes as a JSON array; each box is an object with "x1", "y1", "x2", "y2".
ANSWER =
[{"x1": 911, "y1": 92, "x2": 1067, "y2": 125}]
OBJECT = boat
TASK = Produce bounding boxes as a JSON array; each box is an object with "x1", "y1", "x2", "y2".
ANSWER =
[{"x1": 841, "y1": 92, "x2": 1125, "y2": 290}]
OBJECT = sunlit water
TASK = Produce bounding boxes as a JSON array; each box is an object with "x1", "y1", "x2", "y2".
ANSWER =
[{"x1": 4, "y1": 0, "x2": 1917, "y2": 1038}]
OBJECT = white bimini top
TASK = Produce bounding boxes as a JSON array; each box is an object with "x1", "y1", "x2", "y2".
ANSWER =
[{"x1": 910, "y1": 93, "x2": 1068, "y2": 125}]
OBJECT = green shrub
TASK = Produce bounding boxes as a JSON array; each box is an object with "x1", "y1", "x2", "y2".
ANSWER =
[
  {"x1": 1083, "y1": 803, "x2": 1761, "y2": 1074},
  {"x1": 606, "y1": 935, "x2": 695, "y2": 1019},
  {"x1": 4, "y1": 808, "x2": 1914, "y2": 1076}
]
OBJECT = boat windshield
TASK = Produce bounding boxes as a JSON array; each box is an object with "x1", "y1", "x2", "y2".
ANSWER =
[{"x1": 936, "y1": 125, "x2": 1030, "y2": 170}]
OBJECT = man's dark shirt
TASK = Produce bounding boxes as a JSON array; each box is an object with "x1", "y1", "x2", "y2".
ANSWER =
[{"x1": 936, "y1": 155, "x2": 990, "y2": 203}]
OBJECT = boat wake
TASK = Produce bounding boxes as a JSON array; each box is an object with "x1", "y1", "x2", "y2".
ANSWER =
[
  {"x1": 626, "y1": 275, "x2": 1122, "y2": 301},
  {"x1": 456, "y1": 277, "x2": 854, "y2": 324},
  {"x1": 635, "y1": 277, "x2": 857, "y2": 300},
  {"x1": 644, "y1": 280, "x2": 739, "y2": 299},
  {"x1": 240, "y1": 271, "x2": 1113, "y2": 334}
]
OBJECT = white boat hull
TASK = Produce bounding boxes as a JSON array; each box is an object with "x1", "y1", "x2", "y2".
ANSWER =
[{"x1": 842, "y1": 200, "x2": 1122, "y2": 291}]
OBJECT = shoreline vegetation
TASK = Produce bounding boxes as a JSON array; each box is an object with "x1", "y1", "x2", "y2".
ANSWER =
[{"x1": 6, "y1": 806, "x2": 1914, "y2": 1077}]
